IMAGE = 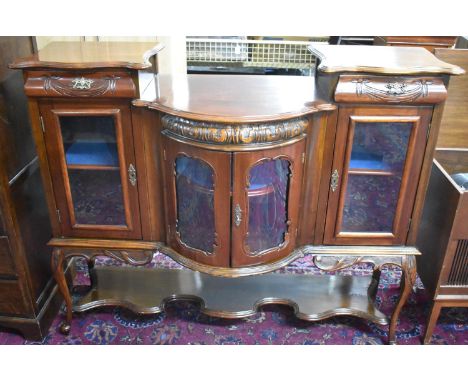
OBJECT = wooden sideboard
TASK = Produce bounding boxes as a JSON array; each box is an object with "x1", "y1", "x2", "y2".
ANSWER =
[{"x1": 10, "y1": 41, "x2": 464, "y2": 344}]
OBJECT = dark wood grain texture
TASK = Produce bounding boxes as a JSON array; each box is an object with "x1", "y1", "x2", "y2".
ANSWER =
[{"x1": 134, "y1": 74, "x2": 336, "y2": 123}]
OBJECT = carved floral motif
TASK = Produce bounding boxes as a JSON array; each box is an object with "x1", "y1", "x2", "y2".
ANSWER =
[
  {"x1": 161, "y1": 115, "x2": 308, "y2": 146},
  {"x1": 352, "y1": 78, "x2": 432, "y2": 102},
  {"x1": 42, "y1": 75, "x2": 121, "y2": 97}
]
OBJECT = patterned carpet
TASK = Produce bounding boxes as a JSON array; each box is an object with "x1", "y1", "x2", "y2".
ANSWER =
[{"x1": 0, "y1": 253, "x2": 467, "y2": 345}]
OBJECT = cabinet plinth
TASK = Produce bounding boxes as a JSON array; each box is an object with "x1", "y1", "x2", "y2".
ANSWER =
[{"x1": 11, "y1": 41, "x2": 464, "y2": 344}]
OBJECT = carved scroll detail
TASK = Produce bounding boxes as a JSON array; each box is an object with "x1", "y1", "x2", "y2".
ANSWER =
[
  {"x1": 352, "y1": 78, "x2": 432, "y2": 102},
  {"x1": 161, "y1": 115, "x2": 308, "y2": 145},
  {"x1": 42, "y1": 75, "x2": 121, "y2": 97}
]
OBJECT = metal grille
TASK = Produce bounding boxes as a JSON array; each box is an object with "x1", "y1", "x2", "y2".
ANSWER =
[
  {"x1": 448, "y1": 240, "x2": 468, "y2": 286},
  {"x1": 186, "y1": 38, "x2": 328, "y2": 70}
]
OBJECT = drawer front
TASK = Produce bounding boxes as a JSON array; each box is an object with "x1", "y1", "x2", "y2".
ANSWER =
[
  {"x1": 0, "y1": 280, "x2": 31, "y2": 316},
  {"x1": 0, "y1": 237, "x2": 16, "y2": 276},
  {"x1": 24, "y1": 72, "x2": 137, "y2": 98}
]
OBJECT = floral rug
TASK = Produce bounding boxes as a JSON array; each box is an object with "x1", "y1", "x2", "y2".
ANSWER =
[{"x1": 0, "y1": 253, "x2": 467, "y2": 345}]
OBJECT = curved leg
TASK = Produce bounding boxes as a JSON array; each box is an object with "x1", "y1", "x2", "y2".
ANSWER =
[
  {"x1": 423, "y1": 301, "x2": 442, "y2": 345},
  {"x1": 51, "y1": 248, "x2": 72, "y2": 335},
  {"x1": 388, "y1": 255, "x2": 417, "y2": 345}
]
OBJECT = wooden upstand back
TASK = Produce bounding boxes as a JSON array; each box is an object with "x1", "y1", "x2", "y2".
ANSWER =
[{"x1": 10, "y1": 41, "x2": 464, "y2": 344}]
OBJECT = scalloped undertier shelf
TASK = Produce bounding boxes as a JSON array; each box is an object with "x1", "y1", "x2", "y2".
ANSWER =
[{"x1": 74, "y1": 267, "x2": 388, "y2": 325}]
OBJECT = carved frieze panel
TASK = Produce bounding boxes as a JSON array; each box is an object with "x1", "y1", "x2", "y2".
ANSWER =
[
  {"x1": 335, "y1": 75, "x2": 447, "y2": 104},
  {"x1": 24, "y1": 74, "x2": 137, "y2": 98},
  {"x1": 161, "y1": 115, "x2": 309, "y2": 146}
]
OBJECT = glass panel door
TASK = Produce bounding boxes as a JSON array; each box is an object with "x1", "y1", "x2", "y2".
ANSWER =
[
  {"x1": 60, "y1": 115, "x2": 126, "y2": 226},
  {"x1": 324, "y1": 107, "x2": 431, "y2": 245},
  {"x1": 232, "y1": 139, "x2": 305, "y2": 267},
  {"x1": 41, "y1": 103, "x2": 141, "y2": 239},
  {"x1": 162, "y1": 136, "x2": 231, "y2": 267}
]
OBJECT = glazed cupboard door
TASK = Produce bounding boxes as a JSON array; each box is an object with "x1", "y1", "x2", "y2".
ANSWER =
[
  {"x1": 324, "y1": 106, "x2": 432, "y2": 245},
  {"x1": 162, "y1": 136, "x2": 231, "y2": 267},
  {"x1": 40, "y1": 102, "x2": 142, "y2": 239},
  {"x1": 231, "y1": 139, "x2": 306, "y2": 267}
]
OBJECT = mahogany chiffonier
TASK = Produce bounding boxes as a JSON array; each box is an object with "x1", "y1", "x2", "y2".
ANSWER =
[
  {"x1": 10, "y1": 41, "x2": 464, "y2": 344},
  {"x1": 0, "y1": 37, "x2": 65, "y2": 340}
]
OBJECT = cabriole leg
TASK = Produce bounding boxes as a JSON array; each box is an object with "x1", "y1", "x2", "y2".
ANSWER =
[
  {"x1": 51, "y1": 248, "x2": 73, "y2": 335},
  {"x1": 388, "y1": 255, "x2": 417, "y2": 345}
]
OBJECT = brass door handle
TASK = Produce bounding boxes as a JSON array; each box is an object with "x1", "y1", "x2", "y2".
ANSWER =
[
  {"x1": 128, "y1": 164, "x2": 137, "y2": 186},
  {"x1": 330, "y1": 169, "x2": 339, "y2": 192},
  {"x1": 234, "y1": 204, "x2": 242, "y2": 227}
]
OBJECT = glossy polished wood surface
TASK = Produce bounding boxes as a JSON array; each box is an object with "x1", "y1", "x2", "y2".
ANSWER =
[
  {"x1": 10, "y1": 41, "x2": 163, "y2": 70},
  {"x1": 134, "y1": 74, "x2": 336, "y2": 123},
  {"x1": 309, "y1": 44, "x2": 465, "y2": 75}
]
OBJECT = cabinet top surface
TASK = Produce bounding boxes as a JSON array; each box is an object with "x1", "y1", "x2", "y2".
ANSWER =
[
  {"x1": 310, "y1": 44, "x2": 465, "y2": 75},
  {"x1": 10, "y1": 41, "x2": 163, "y2": 70},
  {"x1": 134, "y1": 74, "x2": 336, "y2": 123}
]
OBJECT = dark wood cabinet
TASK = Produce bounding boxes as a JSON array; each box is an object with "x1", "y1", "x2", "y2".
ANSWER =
[
  {"x1": 9, "y1": 41, "x2": 464, "y2": 344},
  {"x1": 0, "y1": 37, "x2": 65, "y2": 340},
  {"x1": 324, "y1": 106, "x2": 432, "y2": 245}
]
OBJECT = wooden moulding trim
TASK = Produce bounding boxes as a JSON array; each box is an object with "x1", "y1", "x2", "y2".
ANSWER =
[
  {"x1": 9, "y1": 43, "x2": 165, "y2": 70},
  {"x1": 335, "y1": 75, "x2": 448, "y2": 104},
  {"x1": 156, "y1": 244, "x2": 306, "y2": 278},
  {"x1": 47, "y1": 239, "x2": 420, "y2": 276},
  {"x1": 48, "y1": 238, "x2": 158, "y2": 251},
  {"x1": 302, "y1": 245, "x2": 421, "y2": 256},
  {"x1": 161, "y1": 114, "x2": 310, "y2": 147},
  {"x1": 132, "y1": 99, "x2": 336, "y2": 124}
]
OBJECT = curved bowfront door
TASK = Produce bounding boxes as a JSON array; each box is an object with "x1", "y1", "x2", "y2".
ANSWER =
[{"x1": 162, "y1": 135, "x2": 305, "y2": 268}]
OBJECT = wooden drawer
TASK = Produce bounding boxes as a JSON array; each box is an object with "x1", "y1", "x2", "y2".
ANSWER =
[
  {"x1": 23, "y1": 71, "x2": 137, "y2": 98},
  {"x1": 0, "y1": 279, "x2": 31, "y2": 316},
  {"x1": 0, "y1": 237, "x2": 16, "y2": 276}
]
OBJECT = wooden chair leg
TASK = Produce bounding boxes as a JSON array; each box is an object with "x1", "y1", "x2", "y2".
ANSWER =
[
  {"x1": 51, "y1": 248, "x2": 72, "y2": 335},
  {"x1": 388, "y1": 255, "x2": 417, "y2": 345},
  {"x1": 423, "y1": 301, "x2": 442, "y2": 345}
]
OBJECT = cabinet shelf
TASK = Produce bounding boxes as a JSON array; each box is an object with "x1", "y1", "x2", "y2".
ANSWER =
[
  {"x1": 348, "y1": 169, "x2": 396, "y2": 176},
  {"x1": 74, "y1": 266, "x2": 388, "y2": 325},
  {"x1": 67, "y1": 164, "x2": 120, "y2": 171},
  {"x1": 64, "y1": 141, "x2": 119, "y2": 167}
]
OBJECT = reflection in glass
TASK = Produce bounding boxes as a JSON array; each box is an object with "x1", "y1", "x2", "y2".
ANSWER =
[
  {"x1": 349, "y1": 122, "x2": 412, "y2": 172},
  {"x1": 68, "y1": 169, "x2": 126, "y2": 225},
  {"x1": 60, "y1": 116, "x2": 119, "y2": 167},
  {"x1": 175, "y1": 156, "x2": 215, "y2": 253},
  {"x1": 246, "y1": 159, "x2": 290, "y2": 254},
  {"x1": 341, "y1": 122, "x2": 412, "y2": 232}
]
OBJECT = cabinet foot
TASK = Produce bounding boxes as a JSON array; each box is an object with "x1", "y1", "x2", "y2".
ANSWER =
[{"x1": 59, "y1": 322, "x2": 71, "y2": 335}]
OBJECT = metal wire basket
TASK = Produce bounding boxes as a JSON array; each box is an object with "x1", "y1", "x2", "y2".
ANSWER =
[{"x1": 186, "y1": 37, "x2": 328, "y2": 73}]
